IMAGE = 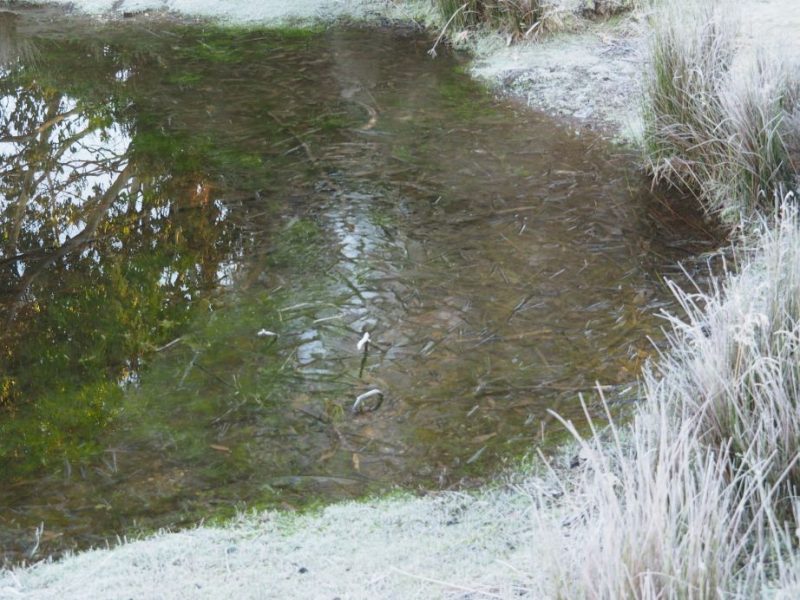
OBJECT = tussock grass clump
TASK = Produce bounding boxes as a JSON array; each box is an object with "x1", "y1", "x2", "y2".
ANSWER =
[
  {"x1": 546, "y1": 411, "x2": 791, "y2": 597},
  {"x1": 586, "y1": 0, "x2": 637, "y2": 18},
  {"x1": 431, "y1": 0, "x2": 551, "y2": 38},
  {"x1": 656, "y1": 201, "x2": 800, "y2": 496},
  {"x1": 428, "y1": 0, "x2": 636, "y2": 41},
  {"x1": 643, "y1": 1, "x2": 800, "y2": 219},
  {"x1": 539, "y1": 202, "x2": 800, "y2": 597}
]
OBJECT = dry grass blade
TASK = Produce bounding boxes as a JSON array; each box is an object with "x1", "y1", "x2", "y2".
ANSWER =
[{"x1": 430, "y1": 0, "x2": 547, "y2": 39}]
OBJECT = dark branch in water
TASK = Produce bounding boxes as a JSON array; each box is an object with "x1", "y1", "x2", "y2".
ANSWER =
[{"x1": 5, "y1": 162, "x2": 134, "y2": 324}]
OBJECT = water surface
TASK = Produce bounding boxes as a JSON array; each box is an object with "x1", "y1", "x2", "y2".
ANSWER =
[{"x1": 0, "y1": 8, "x2": 715, "y2": 563}]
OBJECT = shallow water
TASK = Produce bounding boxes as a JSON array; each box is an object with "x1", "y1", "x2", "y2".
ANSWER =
[{"x1": 0, "y1": 8, "x2": 716, "y2": 563}]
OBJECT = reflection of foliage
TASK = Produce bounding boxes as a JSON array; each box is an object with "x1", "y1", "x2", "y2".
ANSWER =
[
  {"x1": 0, "y1": 23, "x2": 350, "y2": 478},
  {"x1": 269, "y1": 218, "x2": 325, "y2": 270},
  {"x1": 125, "y1": 291, "x2": 290, "y2": 458},
  {"x1": 0, "y1": 36, "x2": 240, "y2": 476}
]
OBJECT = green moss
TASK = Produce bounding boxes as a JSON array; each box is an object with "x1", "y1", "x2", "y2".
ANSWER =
[
  {"x1": 314, "y1": 112, "x2": 352, "y2": 131},
  {"x1": 168, "y1": 72, "x2": 204, "y2": 86},
  {"x1": 211, "y1": 147, "x2": 264, "y2": 171},
  {"x1": 437, "y1": 77, "x2": 493, "y2": 119},
  {"x1": 0, "y1": 380, "x2": 122, "y2": 476},
  {"x1": 131, "y1": 131, "x2": 207, "y2": 170},
  {"x1": 268, "y1": 218, "x2": 326, "y2": 270},
  {"x1": 168, "y1": 24, "x2": 326, "y2": 66}
]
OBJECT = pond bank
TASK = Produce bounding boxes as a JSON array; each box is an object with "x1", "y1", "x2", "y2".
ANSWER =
[
  {"x1": 0, "y1": 480, "x2": 553, "y2": 598},
  {"x1": 23, "y1": 0, "x2": 386, "y2": 24},
  {"x1": 3, "y1": 0, "x2": 800, "y2": 597},
  {"x1": 457, "y1": 0, "x2": 800, "y2": 143}
]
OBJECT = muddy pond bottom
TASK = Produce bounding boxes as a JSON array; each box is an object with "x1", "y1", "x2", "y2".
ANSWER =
[{"x1": 0, "y1": 8, "x2": 716, "y2": 563}]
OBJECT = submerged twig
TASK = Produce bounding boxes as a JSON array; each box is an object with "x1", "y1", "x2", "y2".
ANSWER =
[
  {"x1": 155, "y1": 337, "x2": 183, "y2": 352},
  {"x1": 266, "y1": 110, "x2": 339, "y2": 191},
  {"x1": 351, "y1": 99, "x2": 378, "y2": 131},
  {"x1": 357, "y1": 331, "x2": 371, "y2": 378}
]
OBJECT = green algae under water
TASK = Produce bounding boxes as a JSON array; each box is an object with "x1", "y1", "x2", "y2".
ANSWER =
[{"x1": 0, "y1": 8, "x2": 716, "y2": 563}]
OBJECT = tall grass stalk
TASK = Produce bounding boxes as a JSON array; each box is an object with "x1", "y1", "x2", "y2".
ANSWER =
[{"x1": 643, "y1": 1, "x2": 799, "y2": 219}]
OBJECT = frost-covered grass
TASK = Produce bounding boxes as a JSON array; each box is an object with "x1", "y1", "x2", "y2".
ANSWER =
[
  {"x1": 643, "y1": 0, "x2": 800, "y2": 219},
  {"x1": 578, "y1": 200, "x2": 800, "y2": 597},
  {"x1": 538, "y1": 201, "x2": 800, "y2": 596},
  {"x1": 24, "y1": 0, "x2": 389, "y2": 24},
  {"x1": 427, "y1": 0, "x2": 637, "y2": 40}
]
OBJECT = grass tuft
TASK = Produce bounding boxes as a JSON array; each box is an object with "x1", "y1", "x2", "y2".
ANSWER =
[
  {"x1": 642, "y1": 1, "x2": 800, "y2": 219},
  {"x1": 656, "y1": 199, "x2": 800, "y2": 498},
  {"x1": 534, "y1": 199, "x2": 800, "y2": 596},
  {"x1": 430, "y1": 0, "x2": 552, "y2": 38}
]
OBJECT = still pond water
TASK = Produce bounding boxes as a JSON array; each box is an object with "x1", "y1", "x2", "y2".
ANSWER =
[{"x1": 0, "y1": 8, "x2": 715, "y2": 563}]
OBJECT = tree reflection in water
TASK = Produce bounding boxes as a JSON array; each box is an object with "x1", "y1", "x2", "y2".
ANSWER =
[{"x1": 0, "y1": 38, "x2": 236, "y2": 476}]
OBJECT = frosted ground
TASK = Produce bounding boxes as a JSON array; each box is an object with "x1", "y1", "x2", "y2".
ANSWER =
[
  {"x1": 3, "y1": 0, "x2": 800, "y2": 598},
  {"x1": 469, "y1": 0, "x2": 800, "y2": 138},
  {"x1": 0, "y1": 482, "x2": 556, "y2": 598}
]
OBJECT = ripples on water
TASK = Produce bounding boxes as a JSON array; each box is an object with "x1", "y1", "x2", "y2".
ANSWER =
[{"x1": 0, "y1": 7, "x2": 717, "y2": 563}]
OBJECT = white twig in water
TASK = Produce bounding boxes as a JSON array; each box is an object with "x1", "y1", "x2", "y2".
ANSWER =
[
  {"x1": 357, "y1": 331, "x2": 371, "y2": 350},
  {"x1": 466, "y1": 446, "x2": 486, "y2": 465},
  {"x1": 28, "y1": 522, "x2": 44, "y2": 559},
  {"x1": 155, "y1": 337, "x2": 182, "y2": 352}
]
